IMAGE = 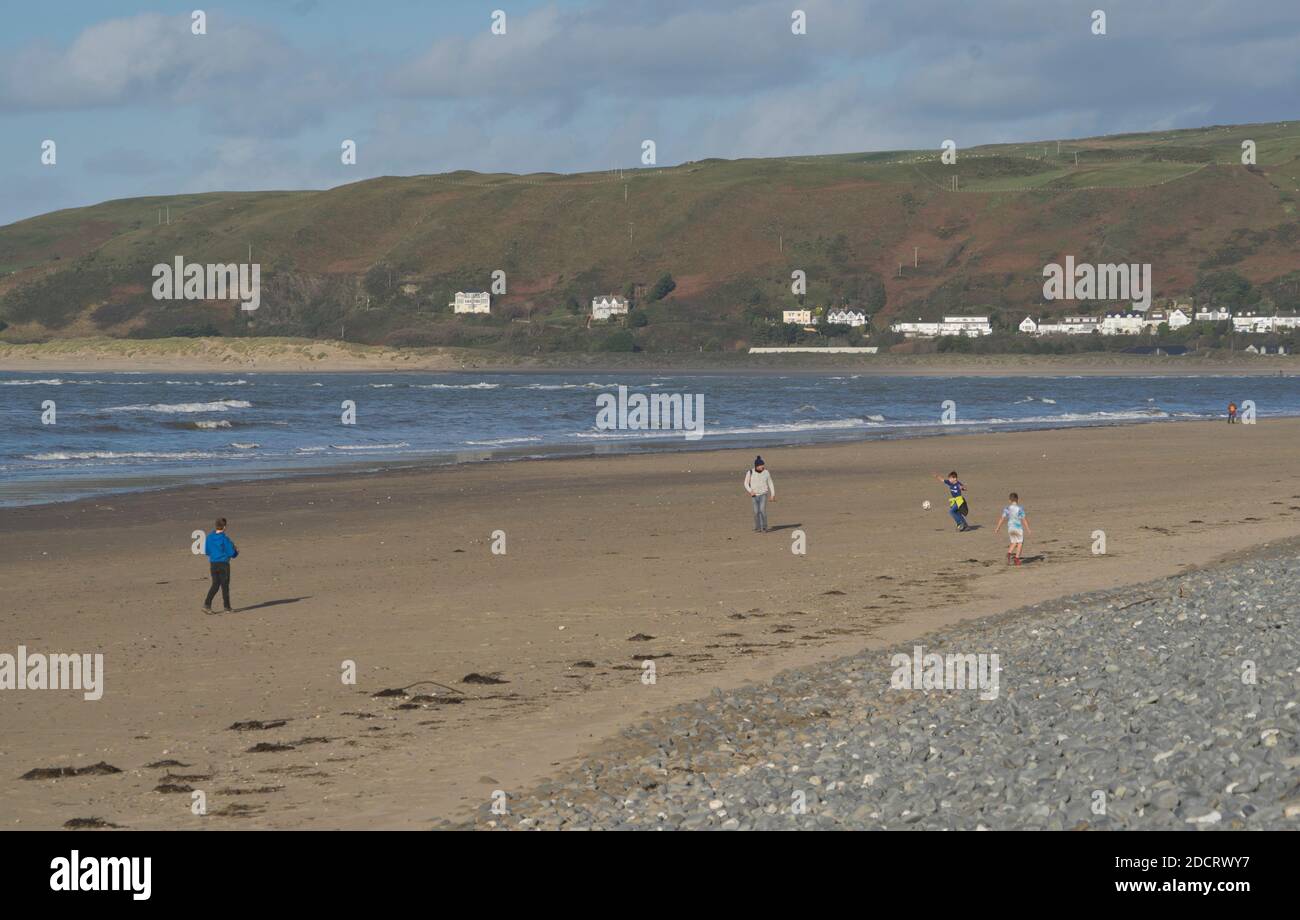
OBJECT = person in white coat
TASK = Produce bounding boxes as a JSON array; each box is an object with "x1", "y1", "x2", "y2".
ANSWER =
[{"x1": 744, "y1": 455, "x2": 776, "y2": 533}]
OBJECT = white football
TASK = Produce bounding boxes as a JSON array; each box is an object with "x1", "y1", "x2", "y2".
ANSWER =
[{"x1": 922, "y1": 500, "x2": 932, "y2": 510}]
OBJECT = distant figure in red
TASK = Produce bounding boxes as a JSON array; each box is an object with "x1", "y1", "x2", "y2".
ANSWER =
[{"x1": 1227, "y1": 402, "x2": 1238, "y2": 424}]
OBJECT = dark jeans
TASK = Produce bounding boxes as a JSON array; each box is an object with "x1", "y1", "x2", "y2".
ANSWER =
[{"x1": 205, "y1": 562, "x2": 231, "y2": 609}]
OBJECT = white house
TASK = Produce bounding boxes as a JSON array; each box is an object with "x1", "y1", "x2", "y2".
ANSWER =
[
  {"x1": 1099, "y1": 313, "x2": 1146, "y2": 335},
  {"x1": 826, "y1": 309, "x2": 869, "y2": 327},
  {"x1": 938, "y1": 315, "x2": 992, "y2": 337},
  {"x1": 1234, "y1": 313, "x2": 1300, "y2": 333},
  {"x1": 783, "y1": 309, "x2": 815, "y2": 325},
  {"x1": 1194, "y1": 307, "x2": 1232, "y2": 322},
  {"x1": 451, "y1": 292, "x2": 491, "y2": 314},
  {"x1": 591, "y1": 295, "x2": 630, "y2": 320},
  {"x1": 1022, "y1": 315, "x2": 1102, "y2": 336},
  {"x1": 890, "y1": 315, "x2": 992, "y2": 338},
  {"x1": 1144, "y1": 308, "x2": 1191, "y2": 331}
]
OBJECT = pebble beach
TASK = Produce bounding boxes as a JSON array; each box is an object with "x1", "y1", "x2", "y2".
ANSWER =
[{"x1": 466, "y1": 541, "x2": 1300, "y2": 830}]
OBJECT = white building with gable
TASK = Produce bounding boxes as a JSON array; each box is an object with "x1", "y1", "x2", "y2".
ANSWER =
[
  {"x1": 591, "y1": 295, "x2": 630, "y2": 320},
  {"x1": 1020, "y1": 315, "x2": 1101, "y2": 336},
  {"x1": 451, "y1": 292, "x2": 491, "y2": 314},
  {"x1": 826, "y1": 309, "x2": 869, "y2": 327},
  {"x1": 1144, "y1": 308, "x2": 1191, "y2": 330},
  {"x1": 1099, "y1": 313, "x2": 1146, "y2": 335},
  {"x1": 1194, "y1": 307, "x2": 1232, "y2": 322}
]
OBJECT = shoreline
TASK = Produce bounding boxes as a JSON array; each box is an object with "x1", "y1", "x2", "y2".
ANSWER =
[
  {"x1": 2, "y1": 336, "x2": 1298, "y2": 376},
  {"x1": 3, "y1": 419, "x2": 1297, "y2": 828},
  {"x1": 5, "y1": 410, "x2": 1293, "y2": 510}
]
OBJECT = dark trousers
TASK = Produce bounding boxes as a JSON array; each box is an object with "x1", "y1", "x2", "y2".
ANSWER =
[{"x1": 205, "y1": 562, "x2": 231, "y2": 609}]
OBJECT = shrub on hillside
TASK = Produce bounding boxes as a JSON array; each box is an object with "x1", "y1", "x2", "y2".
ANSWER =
[
  {"x1": 647, "y1": 273, "x2": 676, "y2": 301},
  {"x1": 599, "y1": 330, "x2": 637, "y2": 352}
]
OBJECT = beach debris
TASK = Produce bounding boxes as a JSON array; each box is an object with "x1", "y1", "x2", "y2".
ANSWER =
[
  {"x1": 228, "y1": 719, "x2": 289, "y2": 731},
  {"x1": 159, "y1": 772, "x2": 210, "y2": 783},
  {"x1": 246, "y1": 742, "x2": 295, "y2": 753},
  {"x1": 21, "y1": 762, "x2": 122, "y2": 780},
  {"x1": 63, "y1": 817, "x2": 121, "y2": 829},
  {"x1": 462, "y1": 673, "x2": 509, "y2": 685},
  {"x1": 628, "y1": 633, "x2": 655, "y2": 641}
]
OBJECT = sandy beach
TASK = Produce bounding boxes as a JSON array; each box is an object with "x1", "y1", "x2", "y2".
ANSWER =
[
  {"x1": 3, "y1": 336, "x2": 1299, "y2": 375},
  {"x1": 2, "y1": 418, "x2": 1298, "y2": 829}
]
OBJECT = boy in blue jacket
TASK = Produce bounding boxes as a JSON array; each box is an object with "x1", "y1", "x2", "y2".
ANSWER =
[{"x1": 203, "y1": 517, "x2": 239, "y2": 613}]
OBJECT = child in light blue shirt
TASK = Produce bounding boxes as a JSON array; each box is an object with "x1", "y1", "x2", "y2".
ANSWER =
[{"x1": 994, "y1": 493, "x2": 1029, "y2": 565}]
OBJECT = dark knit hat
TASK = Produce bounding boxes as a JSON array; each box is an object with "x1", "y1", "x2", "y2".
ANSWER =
[{"x1": 754, "y1": 455, "x2": 765, "y2": 467}]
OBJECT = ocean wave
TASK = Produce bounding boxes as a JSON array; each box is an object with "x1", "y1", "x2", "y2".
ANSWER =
[
  {"x1": 194, "y1": 420, "x2": 233, "y2": 429},
  {"x1": 415, "y1": 382, "x2": 501, "y2": 390},
  {"x1": 464, "y1": 436, "x2": 544, "y2": 446},
  {"x1": 230, "y1": 442, "x2": 259, "y2": 449},
  {"x1": 26, "y1": 450, "x2": 221, "y2": 461},
  {"x1": 1, "y1": 378, "x2": 61, "y2": 386},
  {"x1": 160, "y1": 379, "x2": 248, "y2": 386},
  {"x1": 329, "y1": 442, "x2": 411, "y2": 450},
  {"x1": 516, "y1": 382, "x2": 621, "y2": 390},
  {"x1": 106, "y1": 399, "x2": 252, "y2": 413},
  {"x1": 569, "y1": 408, "x2": 1186, "y2": 440}
]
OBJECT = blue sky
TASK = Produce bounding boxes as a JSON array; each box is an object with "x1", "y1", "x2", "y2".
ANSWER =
[{"x1": 2, "y1": 0, "x2": 1299, "y2": 226}]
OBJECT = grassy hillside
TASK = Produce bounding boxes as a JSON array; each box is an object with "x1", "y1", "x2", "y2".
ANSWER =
[{"x1": 3, "y1": 120, "x2": 1300, "y2": 355}]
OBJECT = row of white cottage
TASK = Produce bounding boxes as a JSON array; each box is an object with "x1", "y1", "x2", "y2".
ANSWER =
[
  {"x1": 1020, "y1": 308, "x2": 1300, "y2": 336},
  {"x1": 449, "y1": 292, "x2": 632, "y2": 320},
  {"x1": 885, "y1": 308, "x2": 1300, "y2": 339}
]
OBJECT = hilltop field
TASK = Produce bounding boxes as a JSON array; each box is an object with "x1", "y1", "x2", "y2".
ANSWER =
[{"x1": 3, "y1": 120, "x2": 1300, "y2": 357}]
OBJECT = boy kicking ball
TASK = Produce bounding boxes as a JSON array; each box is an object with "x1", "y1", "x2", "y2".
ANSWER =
[{"x1": 994, "y1": 492, "x2": 1030, "y2": 565}]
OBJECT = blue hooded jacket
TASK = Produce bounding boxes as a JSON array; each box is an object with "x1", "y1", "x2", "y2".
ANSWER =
[{"x1": 205, "y1": 531, "x2": 239, "y2": 563}]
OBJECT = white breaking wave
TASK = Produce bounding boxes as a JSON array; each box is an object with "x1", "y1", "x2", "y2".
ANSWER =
[
  {"x1": 27, "y1": 450, "x2": 221, "y2": 461},
  {"x1": 230, "y1": 442, "x2": 259, "y2": 449},
  {"x1": 415, "y1": 382, "x2": 500, "y2": 390},
  {"x1": 464, "y1": 436, "x2": 544, "y2": 446},
  {"x1": 571, "y1": 408, "x2": 1183, "y2": 441},
  {"x1": 194, "y1": 420, "x2": 232, "y2": 429},
  {"x1": 106, "y1": 399, "x2": 251, "y2": 413},
  {"x1": 1, "y1": 378, "x2": 62, "y2": 386},
  {"x1": 329, "y1": 442, "x2": 411, "y2": 450},
  {"x1": 516, "y1": 382, "x2": 623, "y2": 390}
]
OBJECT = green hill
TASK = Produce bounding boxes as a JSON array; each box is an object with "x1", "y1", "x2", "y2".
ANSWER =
[{"x1": 3, "y1": 119, "x2": 1300, "y2": 354}]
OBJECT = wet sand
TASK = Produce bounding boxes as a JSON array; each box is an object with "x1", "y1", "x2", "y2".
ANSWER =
[{"x1": 2, "y1": 419, "x2": 1298, "y2": 828}]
